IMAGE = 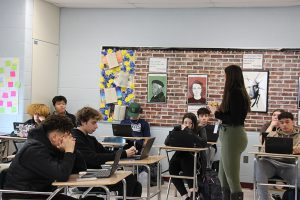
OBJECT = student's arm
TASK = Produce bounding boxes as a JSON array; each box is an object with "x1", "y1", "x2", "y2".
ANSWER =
[{"x1": 20, "y1": 145, "x2": 76, "y2": 182}]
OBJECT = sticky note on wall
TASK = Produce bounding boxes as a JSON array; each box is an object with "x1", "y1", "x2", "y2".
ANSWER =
[
  {"x1": 0, "y1": 100, "x2": 3, "y2": 106},
  {"x1": 0, "y1": 107, "x2": 5, "y2": 113},
  {"x1": 8, "y1": 82, "x2": 13, "y2": 87},
  {"x1": 10, "y1": 71, "x2": 15, "y2": 77},
  {"x1": 10, "y1": 91, "x2": 16, "y2": 97},
  {"x1": 7, "y1": 101, "x2": 12, "y2": 107},
  {"x1": 2, "y1": 93, "x2": 8, "y2": 98}
]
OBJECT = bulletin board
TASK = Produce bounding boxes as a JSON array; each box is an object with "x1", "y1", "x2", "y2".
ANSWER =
[{"x1": 0, "y1": 57, "x2": 20, "y2": 114}]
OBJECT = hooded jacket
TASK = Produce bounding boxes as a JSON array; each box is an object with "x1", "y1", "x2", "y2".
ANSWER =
[
  {"x1": 71, "y1": 128, "x2": 128, "y2": 169},
  {"x1": 4, "y1": 126, "x2": 86, "y2": 192}
]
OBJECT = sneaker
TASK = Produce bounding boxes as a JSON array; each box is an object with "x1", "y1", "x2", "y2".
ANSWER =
[{"x1": 271, "y1": 193, "x2": 281, "y2": 200}]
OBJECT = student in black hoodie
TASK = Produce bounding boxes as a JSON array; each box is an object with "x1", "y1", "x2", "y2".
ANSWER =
[
  {"x1": 4, "y1": 115, "x2": 99, "y2": 199},
  {"x1": 72, "y1": 106, "x2": 142, "y2": 198}
]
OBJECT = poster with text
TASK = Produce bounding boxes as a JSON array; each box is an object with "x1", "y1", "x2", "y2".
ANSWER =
[{"x1": 0, "y1": 57, "x2": 20, "y2": 114}]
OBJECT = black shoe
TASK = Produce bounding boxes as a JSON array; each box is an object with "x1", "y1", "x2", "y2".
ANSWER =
[{"x1": 271, "y1": 193, "x2": 281, "y2": 200}]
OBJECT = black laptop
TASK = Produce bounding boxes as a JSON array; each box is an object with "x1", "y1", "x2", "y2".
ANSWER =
[
  {"x1": 265, "y1": 137, "x2": 293, "y2": 154},
  {"x1": 205, "y1": 125, "x2": 219, "y2": 143},
  {"x1": 123, "y1": 137, "x2": 155, "y2": 160},
  {"x1": 112, "y1": 124, "x2": 133, "y2": 137},
  {"x1": 79, "y1": 149, "x2": 122, "y2": 179}
]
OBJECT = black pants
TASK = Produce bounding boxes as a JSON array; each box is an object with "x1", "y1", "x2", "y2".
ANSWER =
[{"x1": 169, "y1": 153, "x2": 197, "y2": 196}]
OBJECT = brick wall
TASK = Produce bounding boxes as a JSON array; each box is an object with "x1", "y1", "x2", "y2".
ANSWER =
[{"x1": 133, "y1": 48, "x2": 300, "y2": 131}]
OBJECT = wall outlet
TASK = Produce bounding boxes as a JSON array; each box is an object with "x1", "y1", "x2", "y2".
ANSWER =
[{"x1": 243, "y1": 156, "x2": 249, "y2": 163}]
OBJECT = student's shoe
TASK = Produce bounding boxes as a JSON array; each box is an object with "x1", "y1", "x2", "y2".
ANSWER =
[
  {"x1": 271, "y1": 193, "x2": 281, "y2": 200},
  {"x1": 231, "y1": 192, "x2": 243, "y2": 200},
  {"x1": 222, "y1": 187, "x2": 230, "y2": 200}
]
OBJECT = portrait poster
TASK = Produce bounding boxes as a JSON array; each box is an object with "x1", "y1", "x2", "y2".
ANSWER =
[
  {"x1": 147, "y1": 74, "x2": 167, "y2": 103},
  {"x1": 187, "y1": 74, "x2": 207, "y2": 105},
  {"x1": 298, "y1": 77, "x2": 300, "y2": 109},
  {"x1": 243, "y1": 70, "x2": 269, "y2": 112}
]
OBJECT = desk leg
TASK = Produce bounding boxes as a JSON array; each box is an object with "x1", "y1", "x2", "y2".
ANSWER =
[
  {"x1": 145, "y1": 164, "x2": 151, "y2": 200},
  {"x1": 46, "y1": 187, "x2": 64, "y2": 200},
  {"x1": 295, "y1": 159, "x2": 298, "y2": 200},
  {"x1": 192, "y1": 152, "x2": 197, "y2": 200},
  {"x1": 157, "y1": 161, "x2": 161, "y2": 200},
  {"x1": 253, "y1": 156, "x2": 257, "y2": 200},
  {"x1": 122, "y1": 178, "x2": 127, "y2": 200}
]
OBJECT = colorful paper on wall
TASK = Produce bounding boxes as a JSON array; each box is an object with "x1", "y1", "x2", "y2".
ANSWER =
[{"x1": 0, "y1": 57, "x2": 20, "y2": 114}]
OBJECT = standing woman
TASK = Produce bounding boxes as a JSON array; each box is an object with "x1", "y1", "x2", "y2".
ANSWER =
[{"x1": 209, "y1": 65, "x2": 250, "y2": 200}]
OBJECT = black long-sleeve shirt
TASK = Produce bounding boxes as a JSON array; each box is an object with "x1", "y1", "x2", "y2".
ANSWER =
[
  {"x1": 71, "y1": 129, "x2": 128, "y2": 169},
  {"x1": 215, "y1": 89, "x2": 248, "y2": 126}
]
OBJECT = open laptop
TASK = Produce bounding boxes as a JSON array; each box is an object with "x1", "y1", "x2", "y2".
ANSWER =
[
  {"x1": 265, "y1": 137, "x2": 293, "y2": 154},
  {"x1": 79, "y1": 149, "x2": 122, "y2": 179},
  {"x1": 12, "y1": 122, "x2": 34, "y2": 137},
  {"x1": 112, "y1": 124, "x2": 133, "y2": 137},
  {"x1": 205, "y1": 125, "x2": 219, "y2": 143},
  {"x1": 123, "y1": 137, "x2": 155, "y2": 160}
]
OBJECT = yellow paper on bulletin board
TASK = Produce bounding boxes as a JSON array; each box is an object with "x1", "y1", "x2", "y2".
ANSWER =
[{"x1": 0, "y1": 57, "x2": 20, "y2": 114}]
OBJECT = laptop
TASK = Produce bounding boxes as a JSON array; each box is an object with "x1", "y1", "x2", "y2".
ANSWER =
[
  {"x1": 79, "y1": 149, "x2": 122, "y2": 179},
  {"x1": 12, "y1": 122, "x2": 34, "y2": 137},
  {"x1": 112, "y1": 124, "x2": 133, "y2": 137},
  {"x1": 205, "y1": 125, "x2": 219, "y2": 143},
  {"x1": 265, "y1": 137, "x2": 293, "y2": 154},
  {"x1": 124, "y1": 137, "x2": 155, "y2": 160}
]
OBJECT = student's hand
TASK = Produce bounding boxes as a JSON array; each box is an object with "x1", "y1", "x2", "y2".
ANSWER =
[
  {"x1": 270, "y1": 120, "x2": 278, "y2": 128},
  {"x1": 181, "y1": 125, "x2": 187, "y2": 130},
  {"x1": 126, "y1": 146, "x2": 137, "y2": 157},
  {"x1": 293, "y1": 145, "x2": 300, "y2": 154},
  {"x1": 59, "y1": 134, "x2": 76, "y2": 153},
  {"x1": 38, "y1": 116, "x2": 46, "y2": 122}
]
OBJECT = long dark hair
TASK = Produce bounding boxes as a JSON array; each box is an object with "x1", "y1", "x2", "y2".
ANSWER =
[
  {"x1": 181, "y1": 112, "x2": 198, "y2": 133},
  {"x1": 219, "y1": 65, "x2": 251, "y2": 113}
]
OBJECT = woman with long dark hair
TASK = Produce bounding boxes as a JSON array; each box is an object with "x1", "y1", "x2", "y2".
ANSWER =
[
  {"x1": 165, "y1": 112, "x2": 207, "y2": 200},
  {"x1": 209, "y1": 65, "x2": 250, "y2": 200}
]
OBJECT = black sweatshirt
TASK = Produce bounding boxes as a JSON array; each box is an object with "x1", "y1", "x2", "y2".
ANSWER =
[{"x1": 72, "y1": 128, "x2": 128, "y2": 169}]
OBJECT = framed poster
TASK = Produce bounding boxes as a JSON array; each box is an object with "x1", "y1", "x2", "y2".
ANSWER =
[
  {"x1": 243, "y1": 70, "x2": 269, "y2": 112},
  {"x1": 187, "y1": 74, "x2": 207, "y2": 105},
  {"x1": 147, "y1": 74, "x2": 167, "y2": 103}
]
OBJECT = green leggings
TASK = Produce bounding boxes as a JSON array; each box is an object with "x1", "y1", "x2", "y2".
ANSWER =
[{"x1": 218, "y1": 125, "x2": 248, "y2": 193}]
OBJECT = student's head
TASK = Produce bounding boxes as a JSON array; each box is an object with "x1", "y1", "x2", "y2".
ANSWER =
[
  {"x1": 76, "y1": 107, "x2": 103, "y2": 134},
  {"x1": 271, "y1": 109, "x2": 285, "y2": 122},
  {"x1": 152, "y1": 80, "x2": 164, "y2": 96},
  {"x1": 278, "y1": 112, "x2": 294, "y2": 133},
  {"x1": 127, "y1": 102, "x2": 143, "y2": 120},
  {"x1": 220, "y1": 65, "x2": 250, "y2": 112},
  {"x1": 181, "y1": 113, "x2": 198, "y2": 131},
  {"x1": 42, "y1": 115, "x2": 74, "y2": 149},
  {"x1": 190, "y1": 80, "x2": 203, "y2": 99},
  {"x1": 197, "y1": 107, "x2": 211, "y2": 126},
  {"x1": 27, "y1": 103, "x2": 50, "y2": 124},
  {"x1": 52, "y1": 95, "x2": 67, "y2": 114}
]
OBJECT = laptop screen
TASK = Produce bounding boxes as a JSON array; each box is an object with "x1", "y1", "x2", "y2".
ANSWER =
[
  {"x1": 13, "y1": 122, "x2": 35, "y2": 137},
  {"x1": 112, "y1": 124, "x2": 133, "y2": 137},
  {"x1": 265, "y1": 137, "x2": 293, "y2": 154}
]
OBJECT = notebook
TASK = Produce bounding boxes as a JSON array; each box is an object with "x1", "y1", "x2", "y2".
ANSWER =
[
  {"x1": 205, "y1": 125, "x2": 219, "y2": 143},
  {"x1": 265, "y1": 137, "x2": 293, "y2": 154},
  {"x1": 123, "y1": 137, "x2": 155, "y2": 160},
  {"x1": 78, "y1": 149, "x2": 122, "y2": 179},
  {"x1": 112, "y1": 124, "x2": 133, "y2": 137}
]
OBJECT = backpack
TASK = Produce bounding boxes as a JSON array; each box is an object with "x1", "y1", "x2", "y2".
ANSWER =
[
  {"x1": 198, "y1": 169, "x2": 222, "y2": 200},
  {"x1": 282, "y1": 189, "x2": 300, "y2": 200}
]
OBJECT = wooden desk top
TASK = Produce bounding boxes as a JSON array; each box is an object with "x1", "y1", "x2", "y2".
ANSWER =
[
  {"x1": 0, "y1": 135, "x2": 27, "y2": 141},
  {"x1": 253, "y1": 144, "x2": 263, "y2": 148},
  {"x1": 158, "y1": 145, "x2": 208, "y2": 152},
  {"x1": 52, "y1": 171, "x2": 132, "y2": 187},
  {"x1": 100, "y1": 136, "x2": 150, "y2": 140},
  {"x1": 207, "y1": 142, "x2": 217, "y2": 145},
  {"x1": 249, "y1": 151, "x2": 299, "y2": 159},
  {"x1": 106, "y1": 155, "x2": 166, "y2": 165},
  {"x1": 101, "y1": 142, "x2": 127, "y2": 147}
]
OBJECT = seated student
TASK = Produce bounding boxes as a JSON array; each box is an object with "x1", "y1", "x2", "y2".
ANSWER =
[
  {"x1": 25, "y1": 103, "x2": 51, "y2": 126},
  {"x1": 120, "y1": 102, "x2": 150, "y2": 154},
  {"x1": 71, "y1": 106, "x2": 142, "y2": 197},
  {"x1": 3, "y1": 115, "x2": 99, "y2": 200},
  {"x1": 52, "y1": 95, "x2": 76, "y2": 127},
  {"x1": 259, "y1": 109, "x2": 285, "y2": 144},
  {"x1": 165, "y1": 112, "x2": 207, "y2": 200},
  {"x1": 197, "y1": 107, "x2": 219, "y2": 170},
  {"x1": 256, "y1": 112, "x2": 300, "y2": 200}
]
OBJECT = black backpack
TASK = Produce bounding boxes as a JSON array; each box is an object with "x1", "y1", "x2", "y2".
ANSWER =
[
  {"x1": 198, "y1": 169, "x2": 222, "y2": 200},
  {"x1": 282, "y1": 189, "x2": 300, "y2": 200}
]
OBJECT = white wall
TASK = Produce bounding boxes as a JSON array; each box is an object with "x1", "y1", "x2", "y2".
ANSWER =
[
  {"x1": 59, "y1": 7, "x2": 300, "y2": 183},
  {"x1": 0, "y1": 0, "x2": 33, "y2": 133}
]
